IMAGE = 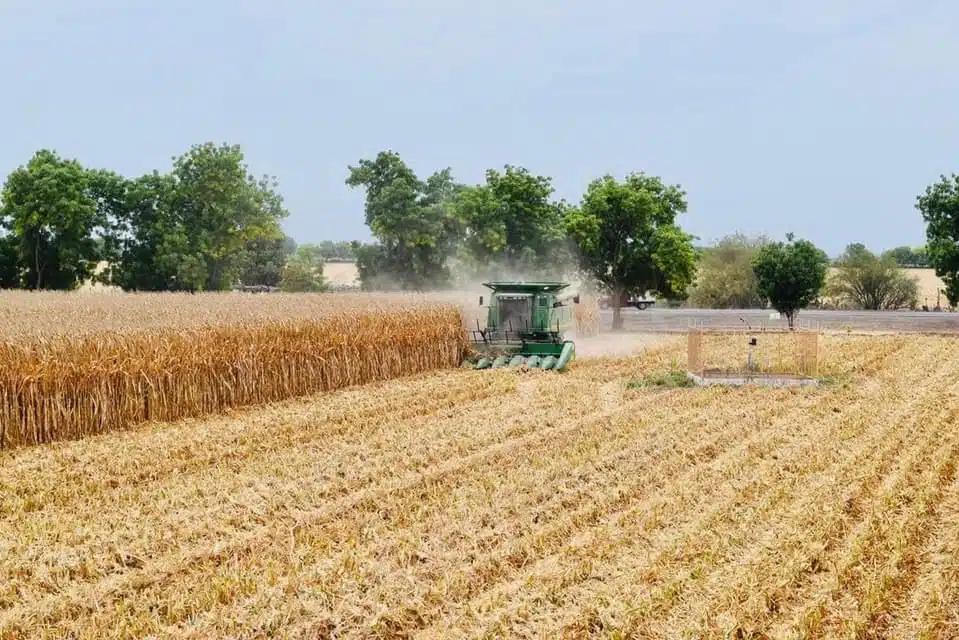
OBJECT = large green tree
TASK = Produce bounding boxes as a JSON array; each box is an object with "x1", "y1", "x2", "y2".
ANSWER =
[
  {"x1": 825, "y1": 243, "x2": 919, "y2": 310},
  {"x1": 238, "y1": 232, "x2": 296, "y2": 287},
  {"x1": 345, "y1": 151, "x2": 462, "y2": 290},
  {"x1": 453, "y1": 165, "x2": 567, "y2": 278},
  {"x1": 105, "y1": 171, "x2": 180, "y2": 291},
  {"x1": 107, "y1": 143, "x2": 289, "y2": 292},
  {"x1": 565, "y1": 172, "x2": 697, "y2": 329},
  {"x1": 751, "y1": 234, "x2": 829, "y2": 327},
  {"x1": 167, "y1": 142, "x2": 288, "y2": 291},
  {"x1": 916, "y1": 173, "x2": 959, "y2": 305},
  {"x1": 689, "y1": 233, "x2": 769, "y2": 309},
  {"x1": 0, "y1": 149, "x2": 104, "y2": 290}
]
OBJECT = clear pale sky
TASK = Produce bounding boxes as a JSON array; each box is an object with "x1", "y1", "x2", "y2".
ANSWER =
[{"x1": 1, "y1": 0, "x2": 956, "y2": 255}]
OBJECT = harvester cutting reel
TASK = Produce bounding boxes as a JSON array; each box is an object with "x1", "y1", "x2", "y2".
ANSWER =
[
  {"x1": 459, "y1": 280, "x2": 581, "y2": 372},
  {"x1": 460, "y1": 335, "x2": 576, "y2": 372}
]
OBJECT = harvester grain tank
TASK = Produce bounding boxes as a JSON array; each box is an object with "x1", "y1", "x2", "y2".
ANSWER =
[{"x1": 462, "y1": 281, "x2": 580, "y2": 372}]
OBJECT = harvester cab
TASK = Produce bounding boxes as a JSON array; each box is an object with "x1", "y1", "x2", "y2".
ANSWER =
[{"x1": 462, "y1": 281, "x2": 580, "y2": 371}]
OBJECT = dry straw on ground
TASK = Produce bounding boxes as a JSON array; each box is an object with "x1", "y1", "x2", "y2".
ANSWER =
[
  {"x1": 0, "y1": 293, "x2": 470, "y2": 449},
  {"x1": 4, "y1": 333, "x2": 959, "y2": 637}
]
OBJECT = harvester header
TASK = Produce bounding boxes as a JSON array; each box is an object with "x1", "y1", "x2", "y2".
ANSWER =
[{"x1": 461, "y1": 280, "x2": 580, "y2": 372}]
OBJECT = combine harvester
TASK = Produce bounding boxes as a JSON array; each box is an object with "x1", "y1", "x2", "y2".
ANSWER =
[{"x1": 461, "y1": 281, "x2": 580, "y2": 372}]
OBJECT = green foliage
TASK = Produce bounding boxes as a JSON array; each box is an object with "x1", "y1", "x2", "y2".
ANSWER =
[
  {"x1": 239, "y1": 232, "x2": 296, "y2": 287},
  {"x1": 279, "y1": 243, "x2": 326, "y2": 292},
  {"x1": 626, "y1": 369, "x2": 694, "y2": 389},
  {"x1": 826, "y1": 243, "x2": 919, "y2": 310},
  {"x1": 105, "y1": 171, "x2": 179, "y2": 291},
  {"x1": 751, "y1": 234, "x2": 829, "y2": 326},
  {"x1": 317, "y1": 240, "x2": 355, "y2": 262},
  {"x1": 565, "y1": 172, "x2": 697, "y2": 329},
  {"x1": 346, "y1": 151, "x2": 461, "y2": 290},
  {"x1": 883, "y1": 244, "x2": 929, "y2": 268},
  {"x1": 689, "y1": 233, "x2": 769, "y2": 308},
  {"x1": 0, "y1": 149, "x2": 103, "y2": 290},
  {"x1": 106, "y1": 143, "x2": 289, "y2": 292},
  {"x1": 453, "y1": 165, "x2": 567, "y2": 278},
  {"x1": 916, "y1": 174, "x2": 959, "y2": 305},
  {"x1": 0, "y1": 233, "x2": 20, "y2": 288}
]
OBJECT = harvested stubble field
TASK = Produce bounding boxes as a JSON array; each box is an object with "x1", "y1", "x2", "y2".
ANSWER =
[{"x1": 3, "y1": 331, "x2": 959, "y2": 638}]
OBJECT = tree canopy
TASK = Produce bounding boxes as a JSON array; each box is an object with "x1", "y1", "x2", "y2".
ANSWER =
[
  {"x1": 883, "y1": 245, "x2": 929, "y2": 268},
  {"x1": 751, "y1": 234, "x2": 829, "y2": 327},
  {"x1": 0, "y1": 144, "x2": 291, "y2": 293},
  {"x1": 825, "y1": 243, "x2": 919, "y2": 311},
  {"x1": 345, "y1": 151, "x2": 462, "y2": 290},
  {"x1": 916, "y1": 174, "x2": 959, "y2": 305},
  {"x1": 689, "y1": 233, "x2": 769, "y2": 309},
  {"x1": 565, "y1": 172, "x2": 697, "y2": 329},
  {"x1": 0, "y1": 149, "x2": 104, "y2": 290},
  {"x1": 453, "y1": 165, "x2": 568, "y2": 278}
]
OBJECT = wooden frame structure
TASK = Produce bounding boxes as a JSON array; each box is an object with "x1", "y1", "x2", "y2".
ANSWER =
[{"x1": 687, "y1": 325, "x2": 820, "y2": 378}]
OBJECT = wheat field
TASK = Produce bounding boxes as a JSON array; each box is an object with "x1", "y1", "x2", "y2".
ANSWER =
[
  {"x1": 3, "y1": 332, "x2": 959, "y2": 637},
  {"x1": 0, "y1": 292, "x2": 471, "y2": 449}
]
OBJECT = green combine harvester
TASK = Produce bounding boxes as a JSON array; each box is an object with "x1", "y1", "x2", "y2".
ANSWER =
[{"x1": 461, "y1": 281, "x2": 580, "y2": 372}]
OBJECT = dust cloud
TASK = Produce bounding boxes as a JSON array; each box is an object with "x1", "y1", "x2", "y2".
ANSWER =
[{"x1": 566, "y1": 331, "x2": 678, "y2": 358}]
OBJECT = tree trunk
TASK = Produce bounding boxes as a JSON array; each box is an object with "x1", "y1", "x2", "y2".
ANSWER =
[
  {"x1": 33, "y1": 239, "x2": 42, "y2": 290},
  {"x1": 786, "y1": 310, "x2": 796, "y2": 329},
  {"x1": 612, "y1": 287, "x2": 624, "y2": 331}
]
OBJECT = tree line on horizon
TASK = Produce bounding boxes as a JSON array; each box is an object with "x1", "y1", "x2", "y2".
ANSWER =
[{"x1": 1, "y1": 144, "x2": 958, "y2": 326}]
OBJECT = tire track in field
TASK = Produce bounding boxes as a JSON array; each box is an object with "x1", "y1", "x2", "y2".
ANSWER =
[
  {"x1": 175, "y1": 388, "x2": 813, "y2": 637},
  {"x1": 768, "y1": 406, "x2": 959, "y2": 637},
  {"x1": 646, "y1": 357, "x2": 959, "y2": 638},
  {"x1": 0, "y1": 375, "x2": 587, "y2": 607},
  {"x1": 0, "y1": 371, "x2": 709, "y2": 635},
  {"x1": 884, "y1": 465, "x2": 959, "y2": 638},
  {"x1": 0, "y1": 374, "x2": 515, "y2": 520},
  {"x1": 426, "y1": 339, "x2": 935, "y2": 638}
]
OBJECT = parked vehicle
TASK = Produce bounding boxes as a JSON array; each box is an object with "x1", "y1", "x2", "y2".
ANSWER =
[{"x1": 597, "y1": 293, "x2": 656, "y2": 310}]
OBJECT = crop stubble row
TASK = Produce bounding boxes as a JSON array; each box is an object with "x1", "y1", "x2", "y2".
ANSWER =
[{"x1": 4, "y1": 334, "x2": 959, "y2": 637}]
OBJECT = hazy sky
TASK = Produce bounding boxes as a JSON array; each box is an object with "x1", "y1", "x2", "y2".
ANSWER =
[{"x1": 1, "y1": 0, "x2": 956, "y2": 255}]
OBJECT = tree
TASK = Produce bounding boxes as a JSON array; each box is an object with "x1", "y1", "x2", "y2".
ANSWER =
[
  {"x1": 279, "y1": 243, "x2": 326, "y2": 292},
  {"x1": 317, "y1": 240, "x2": 355, "y2": 262},
  {"x1": 689, "y1": 233, "x2": 769, "y2": 308},
  {"x1": 751, "y1": 234, "x2": 829, "y2": 327},
  {"x1": 105, "y1": 171, "x2": 180, "y2": 291},
  {"x1": 453, "y1": 165, "x2": 567, "y2": 278},
  {"x1": 345, "y1": 151, "x2": 462, "y2": 290},
  {"x1": 167, "y1": 142, "x2": 289, "y2": 291},
  {"x1": 0, "y1": 149, "x2": 103, "y2": 290},
  {"x1": 239, "y1": 232, "x2": 296, "y2": 287},
  {"x1": 565, "y1": 172, "x2": 697, "y2": 330},
  {"x1": 883, "y1": 245, "x2": 929, "y2": 268},
  {"x1": 826, "y1": 243, "x2": 919, "y2": 310},
  {"x1": 0, "y1": 233, "x2": 19, "y2": 288},
  {"x1": 916, "y1": 174, "x2": 959, "y2": 305},
  {"x1": 107, "y1": 143, "x2": 289, "y2": 292}
]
